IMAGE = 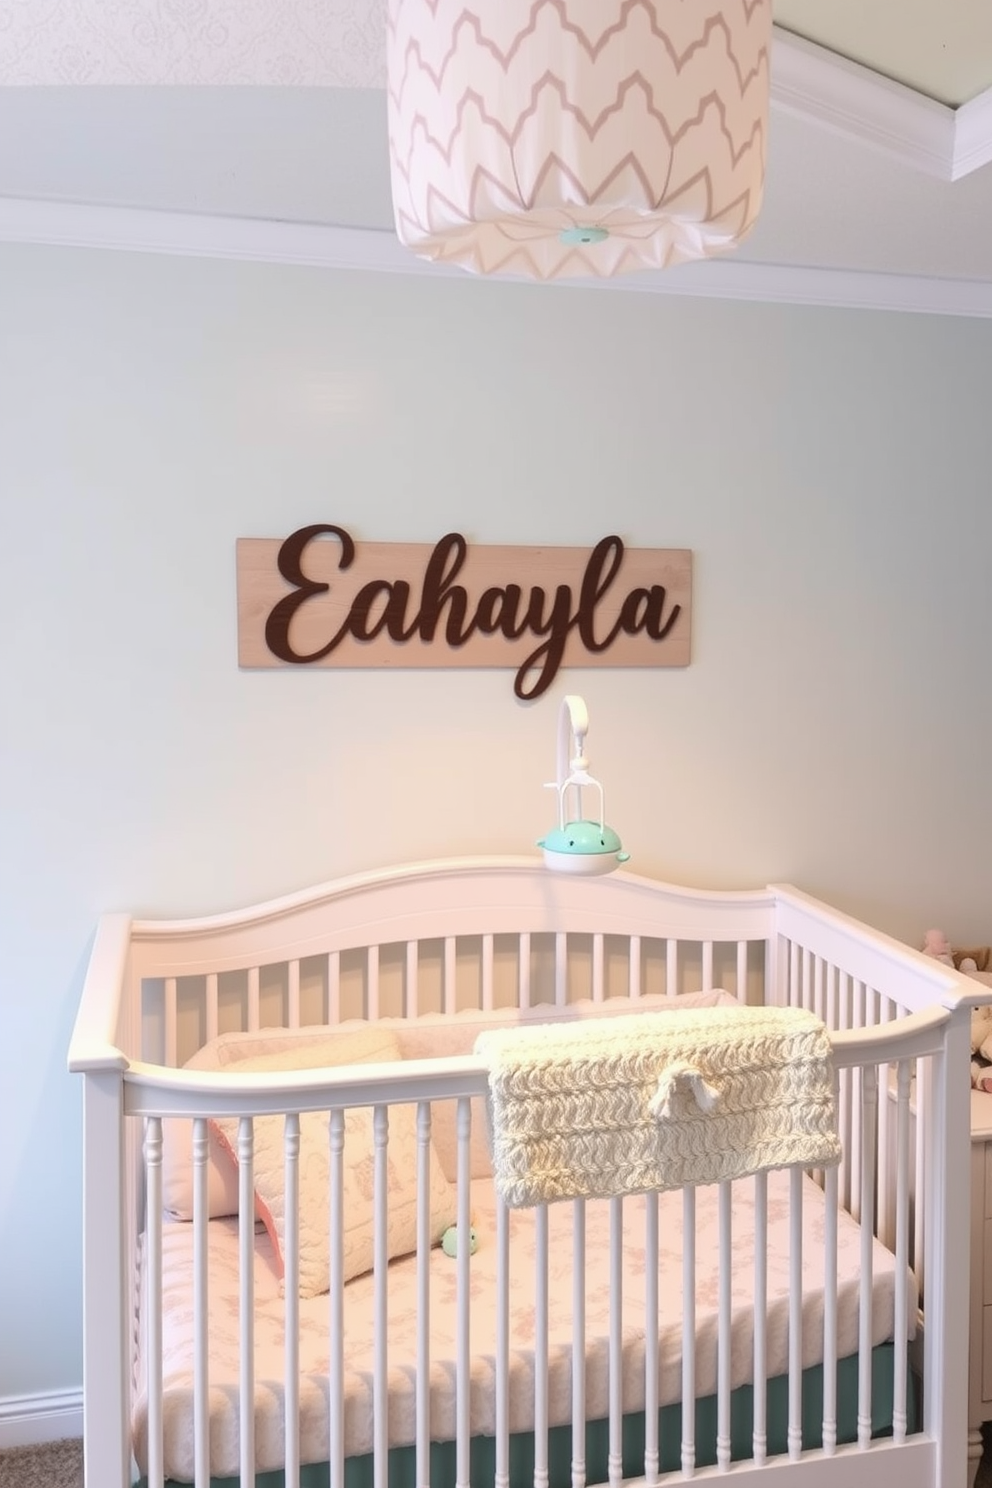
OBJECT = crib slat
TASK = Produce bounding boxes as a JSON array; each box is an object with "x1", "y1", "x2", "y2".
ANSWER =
[
  {"x1": 608, "y1": 1197, "x2": 623, "y2": 1488},
  {"x1": 717, "y1": 1181, "x2": 732, "y2": 1470},
  {"x1": 368, "y1": 945, "x2": 380, "y2": 1023},
  {"x1": 327, "y1": 952, "x2": 341, "y2": 1025},
  {"x1": 495, "y1": 1193, "x2": 510, "y2": 1488},
  {"x1": 802, "y1": 947, "x2": 812, "y2": 1009},
  {"x1": 826, "y1": 962, "x2": 837, "y2": 1032},
  {"x1": 592, "y1": 933, "x2": 605, "y2": 1003},
  {"x1": 555, "y1": 931, "x2": 567, "y2": 1007},
  {"x1": 482, "y1": 933, "x2": 495, "y2": 1011},
  {"x1": 851, "y1": 983, "x2": 865, "y2": 1223},
  {"x1": 328, "y1": 1109, "x2": 345, "y2": 1488},
  {"x1": 444, "y1": 938, "x2": 457, "y2": 1017},
  {"x1": 456, "y1": 1097, "x2": 472, "y2": 1488},
  {"x1": 858, "y1": 1064, "x2": 878, "y2": 1447},
  {"x1": 914, "y1": 1056, "x2": 927, "y2": 1293},
  {"x1": 164, "y1": 979, "x2": 178, "y2": 1067},
  {"x1": 894, "y1": 1060, "x2": 912, "y2": 1442},
  {"x1": 238, "y1": 1118, "x2": 256, "y2": 1488},
  {"x1": 823, "y1": 1161, "x2": 839, "y2": 1455},
  {"x1": 766, "y1": 937, "x2": 780, "y2": 1008},
  {"x1": 535, "y1": 1204, "x2": 550, "y2": 1488},
  {"x1": 192, "y1": 1118, "x2": 210, "y2": 1488},
  {"x1": 702, "y1": 940, "x2": 714, "y2": 991},
  {"x1": 681, "y1": 1187, "x2": 696, "y2": 1476},
  {"x1": 788, "y1": 1167, "x2": 802, "y2": 1461},
  {"x1": 145, "y1": 1118, "x2": 164, "y2": 1488},
  {"x1": 247, "y1": 965, "x2": 261, "y2": 1032},
  {"x1": 205, "y1": 973, "x2": 219, "y2": 1047},
  {"x1": 643, "y1": 1193, "x2": 659, "y2": 1484},
  {"x1": 820, "y1": 964, "x2": 838, "y2": 1047},
  {"x1": 838, "y1": 973, "x2": 852, "y2": 1212},
  {"x1": 752, "y1": 1172, "x2": 768, "y2": 1466},
  {"x1": 416, "y1": 1103, "x2": 431, "y2": 1488},
  {"x1": 736, "y1": 940, "x2": 748, "y2": 1002},
  {"x1": 629, "y1": 936, "x2": 641, "y2": 999},
  {"x1": 406, "y1": 941, "x2": 419, "y2": 1019},
  {"x1": 789, "y1": 943, "x2": 799, "y2": 1008},
  {"x1": 288, "y1": 958, "x2": 301, "y2": 1028},
  {"x1": 572, "y1": 1199, "x2": 588, "y2": 1488},
  {"x1": 812, "y1": 1011, "x2": 830, "y2": 1194},
  {"x1": 813, "y1": 955, "x2": 825, "y2": 1025},
  {"x1": 666, "y1": 940, "x2": 678, "y2": 998},
  {"x1": 876, "y1": 995, "x2": 893, "y2": 1248},
  {"x1": 518, "y1": 932, "x2": 532, "y2": 1009},
  {"x1": 373, "y1": 1104, "x2": 388, "y2": 1488},
  {"x1": 284, "y1": 1114, "x2": 301, "y2": 1488}
]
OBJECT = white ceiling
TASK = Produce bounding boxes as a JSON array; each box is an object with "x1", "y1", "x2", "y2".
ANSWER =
[
  {"x1": 4, "y1": 0, "x2": 992, "y2": 102},
  {"x1": 775, "y1": 0, "x2": 992, "y2": 108},
  {"x1": 2, "y1": 1, "x2": 992, "y2": 316}
]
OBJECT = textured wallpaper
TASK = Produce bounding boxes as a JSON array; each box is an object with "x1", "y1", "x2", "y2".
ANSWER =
[{"x1": 0, "y1": 0, "x2": 386, "y2": 85}]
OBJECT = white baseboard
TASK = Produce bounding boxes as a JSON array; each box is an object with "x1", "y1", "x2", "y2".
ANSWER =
[{"x1": 0, "y1": 1389, "x2": 83, "y2": 1450}]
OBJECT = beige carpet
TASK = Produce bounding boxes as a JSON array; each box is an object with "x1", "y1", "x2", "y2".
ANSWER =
[
  {"x1": 3, "y1": 1432, "x2": 992, "y2": 1486},
  {"x1": 0, "y1": 1441, "x2": 82, "y2": 1488}
]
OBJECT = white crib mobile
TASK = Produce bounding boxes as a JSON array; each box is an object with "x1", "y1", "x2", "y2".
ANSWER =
[{"x1": 69, "y1": 857, "x2": 978, "y2": 1488}]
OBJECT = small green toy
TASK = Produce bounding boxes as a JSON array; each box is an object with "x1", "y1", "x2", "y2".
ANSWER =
[{"x1": 442, "y1": 1225, "x2": 478, "y2": 1258}]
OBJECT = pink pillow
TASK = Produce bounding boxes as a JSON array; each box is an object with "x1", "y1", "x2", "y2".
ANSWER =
[
  {"x1": 161, "y1": 1025, "x2": 402, "y2": 1221},
  {"x1": 209, "y1": 1035, "x2": 456, "y2": 1297}
]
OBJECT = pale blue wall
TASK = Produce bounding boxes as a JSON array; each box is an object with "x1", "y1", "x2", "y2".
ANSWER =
[{"x1": 2, "y1": 243, "x2": 992, "y2": 1400}]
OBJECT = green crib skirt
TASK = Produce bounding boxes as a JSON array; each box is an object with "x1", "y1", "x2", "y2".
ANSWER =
[{"x1": 158, "y1": 1345, "x2": 913, "y2": 1488}]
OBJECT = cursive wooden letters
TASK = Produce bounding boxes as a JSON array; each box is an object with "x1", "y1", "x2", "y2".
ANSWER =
[{"x1": 238, "y1": 529, "x2": 691, "y2": 698}]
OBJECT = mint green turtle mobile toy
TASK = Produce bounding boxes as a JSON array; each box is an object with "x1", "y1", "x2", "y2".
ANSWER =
[{"x1": 537, "y1": 696, "x2": 629, "y2": 876}]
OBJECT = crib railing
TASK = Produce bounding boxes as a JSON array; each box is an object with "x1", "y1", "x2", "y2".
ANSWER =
[
  {"x1": 771, "y1": 888, "x2": 970, "y2": 1301},
  {"x1": 121, "y1": 998, "x2": 967, "y2": 1488}
]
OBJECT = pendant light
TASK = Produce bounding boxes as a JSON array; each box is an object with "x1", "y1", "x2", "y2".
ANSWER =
[{"x1": 387, "y1": 0, "x2": 772, "y2": 280}]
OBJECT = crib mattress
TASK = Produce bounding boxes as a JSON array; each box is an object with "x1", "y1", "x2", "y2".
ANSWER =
[{"x1": 133, "y1": 1172, "x2": 914, "y2": 1481}]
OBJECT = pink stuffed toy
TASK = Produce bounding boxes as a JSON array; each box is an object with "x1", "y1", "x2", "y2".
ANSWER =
[{"x1": 921, "y1": 928, "x2": 955, "y2": 967}]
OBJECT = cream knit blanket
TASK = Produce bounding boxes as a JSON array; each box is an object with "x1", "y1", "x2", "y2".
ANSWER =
[{"x1": 475, "y1": 1005, "x2": 841, "y2": 1208}]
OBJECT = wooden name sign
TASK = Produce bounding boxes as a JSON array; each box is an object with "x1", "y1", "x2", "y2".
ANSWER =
[{"x1": 237, "y1": 526, "x2": 691, "y2": 699}]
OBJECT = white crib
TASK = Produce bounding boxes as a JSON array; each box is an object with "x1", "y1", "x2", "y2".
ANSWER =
[{"x1": 68, "y1": 856, "x2": 975, "y2": 1488}]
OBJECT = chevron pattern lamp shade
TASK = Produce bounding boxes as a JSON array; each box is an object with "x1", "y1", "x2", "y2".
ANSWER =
[{"x1": 386, "y1": 0, "x2": 772, "y2": 281}]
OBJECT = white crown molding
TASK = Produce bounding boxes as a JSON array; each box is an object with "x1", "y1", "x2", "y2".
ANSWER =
[
  {"x1": 954, "y1": 86, "x2": 992, "y2": 180},
  {"x1": 0, "y1": 1388, "x2": 83, "y2": 1450},
  {"x1": 2, "y1": 195, "x2": 991, "y2": 319},
  {"x1": 771, "y1": 28, "x2": 992, "y2": 184},
  {"x1": 771, "y1": 30, "x2": 956, "y2": 180}
]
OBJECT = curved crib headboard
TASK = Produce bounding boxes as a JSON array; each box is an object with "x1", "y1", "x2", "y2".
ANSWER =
[{"x1": 122, "y1": 857, "x2": 779, "y2": 1069}]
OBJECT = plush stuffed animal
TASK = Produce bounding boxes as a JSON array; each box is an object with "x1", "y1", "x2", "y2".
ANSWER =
[
  {"x1": 972, "y1": 1006, "x2": 992, "y2": 1056},
  {"x1": 921, "y1": 931, "x2": 992, "y2": 1082},
  {"x1": 441, "y1": 1225, "x2": 478, "y2": 1257},
  {"x1": 921, "y1": 929, "x2": 955, "y2": 967},
  {"x1": 956, "y1": 947, "x2": 992, "y2": 974}
]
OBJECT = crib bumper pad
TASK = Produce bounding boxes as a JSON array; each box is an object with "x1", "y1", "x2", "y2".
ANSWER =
[{"x1": 475, "y1": 1005, "x2": 841, "y2": 1208}]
